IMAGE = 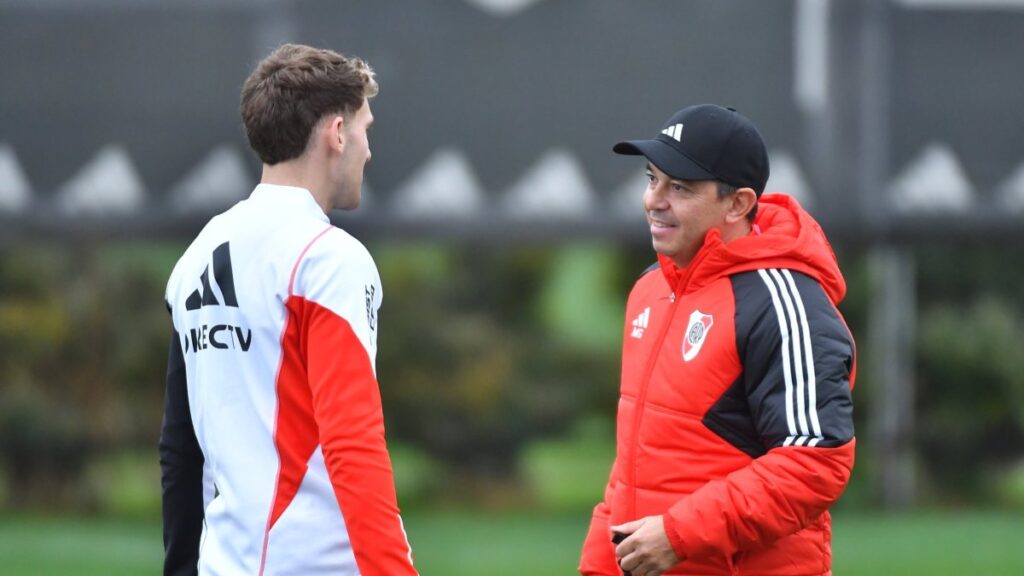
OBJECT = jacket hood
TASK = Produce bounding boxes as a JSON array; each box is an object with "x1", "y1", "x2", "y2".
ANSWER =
[{"x1": 658, "y1": 193, "x2": 847, "y2": 303}]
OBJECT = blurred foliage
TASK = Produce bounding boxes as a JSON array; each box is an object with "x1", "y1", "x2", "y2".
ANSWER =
[
  {"x1": 912, "y1": 244, "x2": 1024, "y2": 506},
  {"x1": 388, "y1": 441, "x2": 444, "y2": 509},
  {"x1": 0, "y1": 242, "x2": 178, "y2": 510},
  {"x1": 521, "y1": 416, "x2": 616, "y2": 512},
  {"x1": 993, "y1": 460, "x2": 1024, "y2": 511},
  {"x1": 84, "y1": 449, "x2": 161, "y2": 519},
  {"x1": 372, "y1": 243, "x2": 628, "y2": 488},
  {"x1": 916, "y1": 293, "x2": 1024, "y2": 505},
  {"x1": 1, "y1": 240, "x2": 1022, "y2": 516}
]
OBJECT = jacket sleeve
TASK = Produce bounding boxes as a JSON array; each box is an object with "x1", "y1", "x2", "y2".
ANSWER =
[
  {"x1": 298, "y1": 236, "x2": 417, "y2": 576},
  {"x1": 160, "y1": 327, "x2": 204, "y2": 576},
  {"x1": 579, "y1": 459, "x2": 621, "y2": 575},
  {"x1": 664, "y1": 269, "x2": 856, "y2": 559}
]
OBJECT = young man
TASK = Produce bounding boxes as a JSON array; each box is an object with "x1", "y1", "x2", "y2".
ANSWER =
[
  {"x1": 579, "y1": 104, "x2": 856, "y2": 576},
  {"x1": 160, "y1": 44, "x2": 416, "y2": 576}
]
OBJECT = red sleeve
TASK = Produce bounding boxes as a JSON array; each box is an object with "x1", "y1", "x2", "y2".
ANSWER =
[
  {"x1": 304, "y1": 299, "x2": 417, "y2": 575},
  {"x1": 664, "y1": 440, "x2": 855, "y2": 560},
  {"x1": 579, "y1": 460, "x2": 621, "y2": 575}
]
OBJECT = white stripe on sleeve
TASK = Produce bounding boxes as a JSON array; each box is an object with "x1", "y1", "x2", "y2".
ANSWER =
[
  {"x1": 769, "y1": 269, "x2": 811, "y2": 439},
  {"x1": 782, "y1": 269, "x2": 823, "y2": 445},
  {"x1": 757, "y1": 269, "x2": 798, "y2": 443}
]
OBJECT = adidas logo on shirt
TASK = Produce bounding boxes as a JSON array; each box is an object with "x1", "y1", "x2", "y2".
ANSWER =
[
  {"x1": 661, "y1": 123, "x2": 684, "y2": 142},
  {"x1": 181, "y1": 241, "x2": 252, "y2": 354},
  {"x1": 186, "y1": 242, "x2": 238, "y2": 311},
  {"x1": 631, "y1": 306, "x2": 651, "y2": 339}
]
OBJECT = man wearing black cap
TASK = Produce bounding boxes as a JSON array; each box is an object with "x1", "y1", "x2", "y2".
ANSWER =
[{"x1": 579, "y1": 105, "x2": 856, "y2": 576}]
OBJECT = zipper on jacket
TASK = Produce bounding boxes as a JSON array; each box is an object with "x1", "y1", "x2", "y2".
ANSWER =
[{"x1": 627, "y1": 289, "x2": 681, "y2": 519}]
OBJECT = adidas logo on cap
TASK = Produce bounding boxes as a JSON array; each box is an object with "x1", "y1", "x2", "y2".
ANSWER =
[{"x1": 661, "y1": 123, "x2": 684, "y2": 142}]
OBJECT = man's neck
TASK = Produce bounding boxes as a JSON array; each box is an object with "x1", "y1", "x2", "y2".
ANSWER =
[
  {"x1": 719, "y1": 220, "x2": 754, "y2": 244},
  {"x1": 669, "y1": 220, "x2": 755, "y2": 269},
  {"x1": 260, "y1": 160, "x2": 332, "y2": 214}
]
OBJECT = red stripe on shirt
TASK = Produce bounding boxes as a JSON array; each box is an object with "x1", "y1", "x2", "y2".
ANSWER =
[
  {"x1": 259, "y1": 225, "x2": 337, "y2": 576},
  {"x1": 260, "y1": 224, "x2": 414, "y2": 574},
  {"x1": 303, "y1": 298, "x2": 416, "y2": 575}
]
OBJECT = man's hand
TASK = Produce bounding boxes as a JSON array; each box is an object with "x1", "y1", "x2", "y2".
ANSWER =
[{"x1": 611, "y1": 515, "x2": 680, "y2": 576}]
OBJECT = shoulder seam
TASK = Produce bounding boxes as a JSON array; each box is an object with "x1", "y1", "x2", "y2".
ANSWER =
[{"x1": 287, "y1": 225, "x2": 335, "y2": 296}]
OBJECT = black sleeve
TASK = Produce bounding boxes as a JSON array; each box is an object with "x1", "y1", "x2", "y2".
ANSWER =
[
  {"x1": 159, "y1": 328, "x2": 204, "y2": 576},
  {"x1": 736, "y1": 269, "x2": 855, "y2": 450},
  {"x1": 704, "y1": 269, "x2": 855, "y2": 457}
]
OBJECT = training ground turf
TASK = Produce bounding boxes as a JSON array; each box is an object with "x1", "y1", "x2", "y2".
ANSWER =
[{"x1": 0, "y1": 509, "x2": 1021, "y2": 575}]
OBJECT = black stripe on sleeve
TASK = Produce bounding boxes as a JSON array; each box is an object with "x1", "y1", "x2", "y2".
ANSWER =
[
  {"x1": 160, "y1": 327, "x2": 204, "y2": 576},
  {"x1": 703, "y1": 270, "x2": 854, "y2": 455}
]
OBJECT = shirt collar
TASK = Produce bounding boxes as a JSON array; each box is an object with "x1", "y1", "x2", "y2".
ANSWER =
[{"x1": 248, "y1": 183, "x2": 330, "y2": 223}]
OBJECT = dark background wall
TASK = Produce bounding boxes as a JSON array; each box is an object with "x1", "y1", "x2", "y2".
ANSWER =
[{"x1": 3, "y1": 0, "x2": 1021, "y2": 240}]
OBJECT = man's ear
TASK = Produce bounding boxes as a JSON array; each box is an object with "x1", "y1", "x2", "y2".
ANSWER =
[
  {"x1": 327, "y1": 114, "x2": 345, "y2": 153},
  {"x1": 725, "y1": 187, "x2": 758, "y2": 224}
]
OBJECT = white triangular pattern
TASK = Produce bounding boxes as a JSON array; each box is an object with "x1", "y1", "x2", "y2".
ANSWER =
[
  {"x1": 0, "y1": 144, "x2": 32, "y2": 213},
  {"x1": 995, "y1": 162, "x2": 1024, "y2": 212},
  {"x1": 765, "y1": 149, "x2": 813, "y2": 207},
  {"x1": 391, "y1": 149, "x2": 484, "y2": 218},
  {"x1": 57, "y1": 145, "x2": 145, "y2": 215},
  {"x1": 888, "y1": 143, "x2": 973, "y2": 212},
  {"x1": 170, "y1": 145, "x2": 253, "y2": 212},
  {"x1": 500, "y1": 149, "x2": 595, "y2": 219},
  {"x1": 463, "y1": 0, "x2": 546, "y2": 16},
  {"x1": 612, "y1": 167, "x2": 649, "y2": 220}
]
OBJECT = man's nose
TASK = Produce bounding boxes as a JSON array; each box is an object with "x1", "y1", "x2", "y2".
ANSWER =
[{"x1": 644, "y1": 184, "x2": 668, "y2": 211}]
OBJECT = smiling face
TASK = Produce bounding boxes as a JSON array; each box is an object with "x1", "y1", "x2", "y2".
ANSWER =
[{"x1": 642, "y1": 162, "x2": 735, "y2": 268}]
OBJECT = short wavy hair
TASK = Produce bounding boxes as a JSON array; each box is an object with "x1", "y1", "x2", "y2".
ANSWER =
[{"x1": 240, "y1": 44, "x2": 378, "y2": 165}]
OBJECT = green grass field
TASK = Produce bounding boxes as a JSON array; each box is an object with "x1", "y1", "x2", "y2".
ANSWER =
[{"x1": 0, "y1": 510, "x2": 1021, "y2": 575}]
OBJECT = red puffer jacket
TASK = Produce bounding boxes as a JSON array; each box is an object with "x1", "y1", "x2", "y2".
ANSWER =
[{"x1": 580, "y1": 194, "x2": 856, "y2": 575}]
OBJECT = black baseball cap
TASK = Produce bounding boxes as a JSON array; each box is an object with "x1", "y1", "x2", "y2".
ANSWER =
[{"x1": 613, "y1": 104, "x2": 770, "y2": 195}]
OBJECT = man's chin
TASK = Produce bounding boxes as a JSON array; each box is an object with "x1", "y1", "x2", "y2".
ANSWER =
[
  {"x1": 651, "y1": 239, "x2": 673, "y2": 256},
  {"x1": 652, "y1": 241, "x2": 688, "y2": 266},
  {"x1": 334, "y1": 191, "x2": 361, "y2": 211}
]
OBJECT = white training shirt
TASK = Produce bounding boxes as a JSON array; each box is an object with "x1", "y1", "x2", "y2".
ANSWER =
[{"x1": 162, "y1": 183, "x2": 416, "y2": 576}]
